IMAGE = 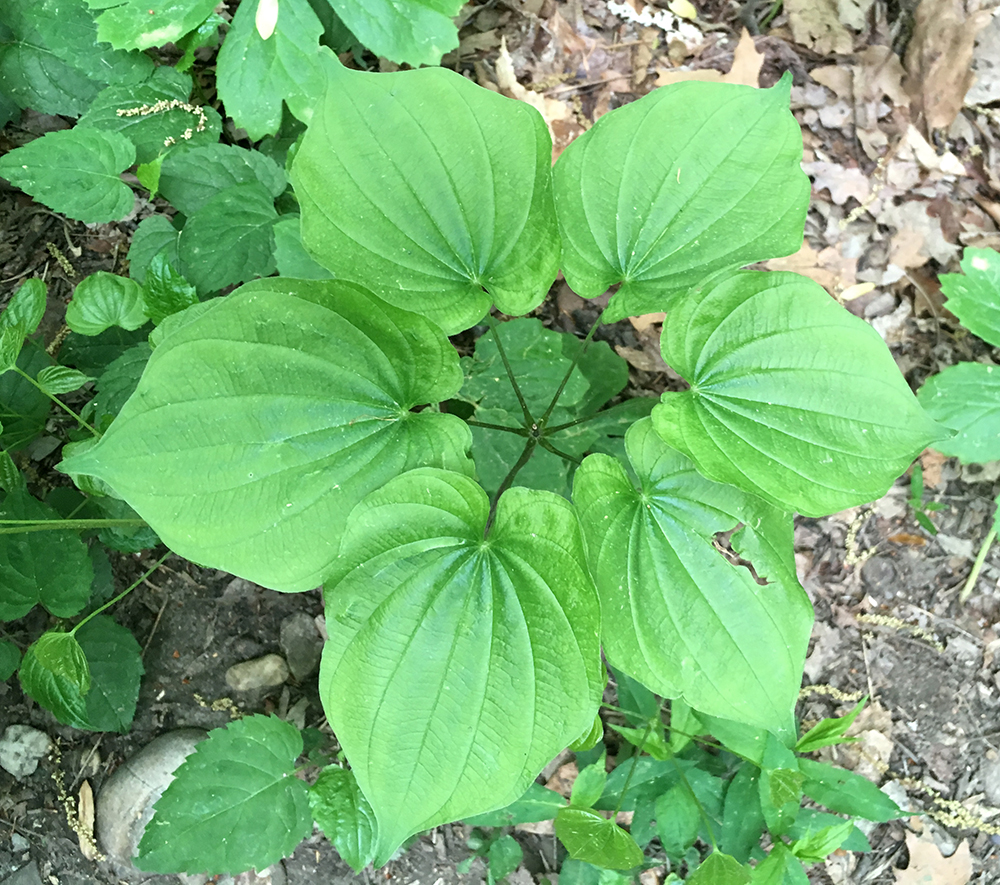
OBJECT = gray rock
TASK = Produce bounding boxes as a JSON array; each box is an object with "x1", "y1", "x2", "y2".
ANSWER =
[
  {"x1": 226, "y1": 654, "x2": 289, "y2": 691},
  {"x1": 279, "y1": 613, "x2": 323, "y2": 680},
  {"x1": 0, "y1": 726, "x2": 52, "y2": 779},
  {"x1": 0, "y1": 861, "x2": 42, "y2": 885},
  {"x1": 984, "y1": 755, "x2": 1000, "y2": 806},
  {"x1": 96, "y1": 728, "x2": 208, "y2": 866},
  {"x1": 10, "y1": 833, "x2": 29, "y2": 852}
]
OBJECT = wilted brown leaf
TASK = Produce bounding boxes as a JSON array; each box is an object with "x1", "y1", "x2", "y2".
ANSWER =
[
  {"x1": 785, "y1": 0, "x2": 853, "y2": 55},
  {"x1": 894, "y1": 829, "x2": 972, "y2": 885},
  {"x1": 655, "y1": 28, "x2": 763, "y2": 87},
  {"x1": 765, "y1": 239, "x2": 858, "y2": 294}
]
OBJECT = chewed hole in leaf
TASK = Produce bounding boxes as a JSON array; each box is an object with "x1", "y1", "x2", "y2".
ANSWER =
[{"x1": 712, "y1": 525, "x2": 769, "y2": 586}]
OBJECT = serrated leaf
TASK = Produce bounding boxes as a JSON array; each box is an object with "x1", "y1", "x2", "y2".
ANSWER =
[
  {"x1": 89, "y1": 343, "x2": 151, "y2": 430},
  {"x1": 88, "y1": 0, "x2": 221, "y2": 50},
  {"x1": 655, "y1": 783, "x2": 701, "y2": 857},
  {"x1": 918, "y1": 362, "x2": 1000, "y2": 462},
  {"x1": 552, "y1": 75, "x2": 808, "y2": 322},
  {"x1": 0, "y1": 327, "x2": 23, "y2": 374},
  {"x1": 36, "y1": 366, "x2": 92, "y2": 395},
  {"x1": 651, "y1": 271, "x2": 946, "y2": 516},
  {"x1": 572, "y1": 754, "x2": 608, "y2": 810},
  {"x1": 76, "y1": 615, "x2": 143, "y2": 732},
  {"x1": 0, "y1": 279, "x2": 47, "y2": 337},
  {"x1": 136, "y1": 714, "x2": 312, "y2": 873},
  {"x1": 555, "y1": 807, "x2": 644, "y2": 870},
  {"x1": 158, "y1": 143, "x2": 286, "y2": 216},
  {"x1": 66, "y1": 273, "x2": 149, "y2": 336},
  {"x1": 0, "y1": 129, "x2": 135, "y2": 223},
  {"x1": 59, "y1": 280, "x2": 473, "y2": 591},
  {"x1": 0, "y1": 346, "x2": 51, "y2": 451},
  {"x1": 18, "y1": 642, "x2": 89, "y2": 727},
  {"x1": 128, "y1": 216, "x2": 180, "y2": 286},
  {"x1": 308, "y1": 766, "x2": 377, "y2": 871},
  {"x1": 31, "y1": 631, "x2": 90, "y2": 694},
  {"x1": 327, "y1": 0, "x2": 463, "y2": 66},
  {"x1": 463, "y1": 782, "x2": 567, "y2": 827},
  {"x1": 0, "y1": 640, "x2": 20, "y2": 681},
  {"x1": 573, "y1": 418, "x2": 812, "y2": 738},
  {"x1": 141, "y1": 253, "x2": 197, "y2": 325},
  {"x1": 320, "y1": 468, "x2": 602, "y2": 862},
  {"x1": 215, "y1": 0, "x2": 326, "y2": 140},
  {"x1": 292, "y1": 57, "x2": 559, "y2": 335},
  {"x1": 177, "y1": 182, "x2": 278, "y2": 293},
  {"x1": 798, "y1": 760, "x2": 903, "y2": 822},
  {"x1": 688, "y1": 852, "x2": 752, "y2": 885},
  {"x1": 273, "y1": 215, "x2": 334, "y2": 280},
  {"x1": 720, "y1": 763, "x2": 764, "y2": 863},
  {"x1": 0, "y1": 488, "x2": 94, "y2": 621},
  {"x1": 0, "y1": 451, "x2": 24, "y2": 493},
  {"x1": 940, "y1": 248, "x2": 1000, "y2": 347},
  {"x1": 794, "y1": 697, "x2": 865, "y2": 753}
]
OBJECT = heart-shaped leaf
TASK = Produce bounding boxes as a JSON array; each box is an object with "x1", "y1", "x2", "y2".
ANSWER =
[
  {"x1": 59, "y1": 280, "x2": 472, "y2": 591},
  {"x1": 309, "y1": 767, "x2": 378, "y2": 872},
  {"x1": 327, "y1": 0, "x2": 464, "y2": 66},
  {"x1": 554, "y1": 807, "x2": 644, "y2": 870},
  {"x1": 939, "y1": 247, "x2": 1000, "y2": 347},
  {"x1": 651, "y1": 271, "x2": 946, "y2": 516},
  {"x1": 573, "y1": 418, "x2": 811, "y2": 738},
  {"x1": 319, "y1": 468, "x2": 602, "y2": 862},
  {"x1": 292, "y1": 58, "x2": 559, "y2": 334},
  {"x1": 918, "y1": 361, "x2": 1000, "y2": 463},
  {"x1": 66, "y1": 272, "x2": 149, "y2": 336}
]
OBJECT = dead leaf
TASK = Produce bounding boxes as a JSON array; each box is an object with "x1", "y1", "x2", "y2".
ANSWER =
[
  {"x1": 904, "y1": 0, "x2": 994, "y2": 134},
  {"x1": 837, "y1": 0, "x2": 875, "y2": 30},
  {"x1": 629, "y1": 312, "x2": 666, "y2": 333},
  {"x1": 765, "y1": 239, "x2": 858, "y2": 294},
  {"x1": 894, "y1": 829, "x2": 972, "y2": 885},
  {"x1": 920, "y1": 448, "x2": 947, "y2": 488},
  {"x1": 78, "y1": 780, "x2": 98, "y2": 861},
  {"x1": 882, "y1": 200, "x2": 961, "y2": 269},
  {"x1": 656, "y1": 29, "x2": 762, "y2": 88},
  {"x1": 802, "y1": 160, "x2": 871, "y2": 205},
  {"x1": 785, "y1": 0, "x2": 854, "y2": 55},
  {"x1": 966, "y1": 11, "x2": 1000, "y2": 105},
  {"x1": 544, "y1": 760, "x2": 578, "y2": 798},
  {"x1": 616, "y1": 345, "x2": 669, "y2": 373},
  {"x1": 811, "y1": 64, "x2": 853, "y2": 100}
]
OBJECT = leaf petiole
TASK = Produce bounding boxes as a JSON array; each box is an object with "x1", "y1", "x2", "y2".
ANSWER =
[{"x1": 12, "y1": 366, "x2": 99, "y2": 436}]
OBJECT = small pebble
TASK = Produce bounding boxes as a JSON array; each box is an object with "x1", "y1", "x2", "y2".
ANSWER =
[
  {"x1": 0, "y1": 725, "x2": 52, "y2": 779},
  {"x1": 279, "y1": 613, "x2": 323, "y2": 680},
  {"x1": 226, "y1": 653, "x2": 289, "y2": 691},
  {"x1": 10, "y1": 833, "x2": 29, "y2": 852},
  {"x1": 984, "y1": 756, "x2": 1000, "y2": 806}
]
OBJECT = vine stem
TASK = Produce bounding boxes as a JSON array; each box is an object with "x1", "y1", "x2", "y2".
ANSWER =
[
  {"x1": 539, "y1": 308, "x2": 604, "y2": 428},
  {"x1": 465, "y1": 419, "x2": 528, "y2": 436},
  {"x1": 486, "y1": 314, "x2": 535, "y2": 428},
  {"x1": 0, "y1": 518, "x2": 146, "y2": 535},
  {"x1": 484, "y1": 439, "x2": 537, "y2": 538},
  {"x1": 611, "y1": 722, "x2": 652, "y2": 818},
  {"x1": 961, "y1": 527, "x2": 997, "y2": 604},
  {"x1": 13, "y1": 366, "x2": 99, "y2": 436},
  {"x1": 72, "y1": 551, "x2": 170, "y2": 635}
]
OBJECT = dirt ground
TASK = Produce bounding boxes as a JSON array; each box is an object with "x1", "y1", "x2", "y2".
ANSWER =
[{"x1": 4, "y1": 1, "x2": 1000, "y2": 884}]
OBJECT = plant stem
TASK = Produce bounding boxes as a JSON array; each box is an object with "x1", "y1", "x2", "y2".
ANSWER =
[
  {"x1": 72, "y1": 551, "x2": 170, "y2": 634},
  {"x1": 486, "y1": 314, "x2": 535, "y2": 429},
  {"x1": 611, "y1": 722, "x2": 652, "y2": 818},
  {"x1": 465, "y1": 419, "x2": 529, "y2": 436},
  {"x1": 484, "y1": 438, "x2": 537, "y2": 538},
  {"x1": 544, "y1": 411, "x2": 616, "y2": 434},
  {"x1": 12, "y1": 366, "x2": 99, "y2": 436},
  {"x1": 539, "y1": 312, "x2": 603, "y2": 428},
  {"x1": 0, "y1": 518, "x2": 146, "y2": 534},
  {"x1": 538, "y1": 439, "x2": 582, "y2": 465},
  {"x1": 961, "y1": 526, "x2": 997, "y2": 604}
]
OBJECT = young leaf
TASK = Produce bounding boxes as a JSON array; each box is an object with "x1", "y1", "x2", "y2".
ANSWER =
[
  {"x1": 463, "y1": 782, "x2": 567, "y2": 827},
  {"x1": 292, "y1": 57, "x2": 560, "y2": 334},
  {"x1": 0, "y1": 451, "x2": 24, "y2": 492},
  {"x1": 686, "y1": 851, "x2": 752, "y2": 885},
  {"x1": 309, "y1": 766, "x2": 377, "y2": 871},
  {"x1": 0, "y1": 278, "x2": 47, "y2": 337},
  {"x1": 720, "y1": 763, "x2": 765, "y2": 863},
  {"x1": 87, "y1": 0, "x2": 221, "y2": 50},
  {"x1": 794, "y1": 697, "x2": 865, "y2": 753},
  {"x1": 788, "y1": 809, "x2": 870, "y2": 853},
  {"x1": 651, "y1": 271, "x2": 946, "y2": 516},
  {"x1": 939, "y1": 248, "x2": 1000, "y2": 347},
  {"x1": 320, "y1": 469, "x2": 603, "y2": 862},
  {"x1": 798, "y1": 759, "x2": 903, "y2": 822},
  {"x1": 488, "y1": 834, "x2": 523, "y2": 884},
  {"x1": 0, "y1": 640, "x2": 20, "y2": 681},
  {"x1": 215, "y1": 0, "x2": 326, "y2": 140},
  {"x1": 655, "y1": 783, "x2": 701, "y2": 857},
  {"x1": 554, "y1": 807, "x2": 644, "y2": 870},
  {"x1": 76, "y1": 615, "x2": 143, "y2": 733},
  {"x1": 571, "y1": 714, "x2": 605, "y2": 753},
  {"x1": 788, "y1": 820, "x2": 854, "y2": 864},
  {"x1": 136, "y1": 715, "x2": 313, "y2": 874},
  {"x1": 36, "y1": 366, "x2": 92, "y2": 395},
  {"x1": 31, "y1": 631, "x2": 91, "y2": 694},
  {"x1": 917, "y1": 362, "x2": 1000, "y2": 462},
  {"x1": 750, "y1": 843, "x2": 808, "y2": 885},
  {"x1": 59, "y1": 280, "x2": 473, "y2": 592},
  {"x1": 140, "y1": 253, "x2": 198, "y2": 325},
  {"x1": 18, "y1": 641, "x2": 89, "y2": 728},
  {"x1": 573, "y1": 418, "x2": 812, "y2": 738},
  {"x1": 608, "y1": 724, "x2": 672, "y2": 762},
  {"x1": 572, "y1": 753, "x2": 608, "y2": 810},
  {"x1": 0, "y1": 129, "x2": 135, "y2": 223},
  {"x1": 327, "y1": 0, "x2": 463, "y2": 66},
  {"x1": 553, "y1": 75, "x2": 809, "y2": 322},
  {"x1": 66, "y1": 273, "x2": 149, "y2": 336},
  {"x1": 759, "y1": 736, "x2": 802, "y2": 836},
  {"x1": 667, "y1": 699, "x2": 702, "y2": 754}
]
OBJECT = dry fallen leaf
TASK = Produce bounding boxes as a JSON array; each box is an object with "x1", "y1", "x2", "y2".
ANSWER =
[
  {"x1": 920, "y1": 448, "x2": 948, "y2": 488},
  {"x1": 545, "y1": 760, "x2": 578, "y2": 798},
  {"x1": 656, "y1": 28, "x2": 763, "y2": 88},
  {"x1": 785, "y1": 0, "x2": 853, "y2": 55},
  {"x1": 78, "y1": 780, "x2": 98, "y2": 861},
  {"x1": 894, "y1": 829, "x2": 972, "y2": 885},
  {"x1": 765, "y1": 239, "x2": 858, "y2": 294}
]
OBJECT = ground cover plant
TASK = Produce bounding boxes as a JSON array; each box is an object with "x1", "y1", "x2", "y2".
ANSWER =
[{"x1": 0, "y1": 1, "x2": 950, "y2": 881}]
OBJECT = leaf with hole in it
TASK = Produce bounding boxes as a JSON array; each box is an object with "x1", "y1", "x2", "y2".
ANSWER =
[
  {"x1": 0, "y1": 129, "x2": 135, "y2": 223},
  {"x1": 177, "y1": 182, "x2": 278, "y2": 294},
  {"x1": 36, "y1": 366, "x2": 92, "y2": 395},
  {"x1": 553, "y1": 75, "x2": 808, "y2": 323},
  {"x1": 30, "y1": 631, "x2": 90, "y2": 694},
  {"x1": 326, "y1": 0, "x2": 463, "y2": 66},
  {"x1": 136, "y1": 714, "x2": 312, "y2": 873},
  {"x1": 86, "y1": 0, "x2": 221, "y2": 50},
  {"x1": 292, "y1": 57, "x2": 559, "y2": 335},
  {"x1": 320, "y1": 468, "x2": 602, "y2": 862},
  {"x1": 215, "y1": 0, "x2": 325, "y2": 140},
  {"x1": 939, "y1": 248, "x2": 1000, "y2": 347},
  {"x1": 141, "y1": 253, "x2": 198, "y2": 325},
  {"x1": 59, "y1": 280, "x2": 473, "y2": 592},
  {"x1": 651, "y1": 271, "x2": 946, "y2": 517},
  {"x1": 66, "y1": 273, "x2": 149, "y2": 336},
  {"x1": 918, "y1": 361, "x2": 1000, "y2": 463},
  {"x1": 0, "y1": 279, "x2": 47, "y2": 337},
  {"x1": 554, "y1": 807, "x2": 644, "y2": 870},
  {"x1": 309, "y1": 767, "x2": 377, "y2": 872},
  {"x1": 573, "y1": 418, "x2": 811, "y2": 738}
]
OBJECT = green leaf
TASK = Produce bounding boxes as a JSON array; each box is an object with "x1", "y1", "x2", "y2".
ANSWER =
[
  {"x1": 789, "y1": 820, "x2": 854, "y2": 864},
  {"x1": 320, "y1": 468, "x2": 602, "y2": 862},
  {"x1": 655, "y1": 783, "x2": 701, "y2": 857},
  {"x1": 78, "y1": 67, "x2": 222, "y2": 166},
  {"x1": 0, "y1": 279, "x2": 47, "y2": 337},
  {"x1": 59, "y1": 280, "x2": 473, "y2": 592},
  {"x1": 136, "y1": 714, "x2": 312, "y2": 873},
  {"x1": 18, "y1": 641, "x2": 89, "y2": 727},
  {"x1": 309, "y1": 766, "x2": 377, "y2": 872},
  {"x1": 215, "y1": 0, "x2": 326, "y2": 140},
  {"x1": 750, "y1": 843, "x2": 808, "y2": 885},
  {"x1": 720, "y1": 763, "x2": 764, "y2": 863},
  {"x1": 667, "y1": 699, "x2": 702, "y2": 754},
  {"x1": 918, "y1": 362, "x2": 1000, "y2": 462},
  {"x1": 273, "y1": 216, "x2": 335, "y2": 280},
  {"x1": 571, "y1": 714, "x2": 605, "y2": 752},
  {"x1": 759, "y1": 736, "x2": 802, "y2": 836},
  {"x1": 158, "y1": 143, "x2": 286, "y2": 216},
  {"x1": 554, "y1": 808, "x2": 644, "y2": 870},
  {"x1": 0, "y1": 488, "x2": 94, "y2": 620},
  {"x1": 76, "y1": 615, "x2": 143, "y2": 731},
  {"x1": 488, "y1": 834, "x2": 523, "y2": 884},
  {"x1": 0, "y1": 346, "x2": 51, "y2": 451},
  {"x1": 608, "y1": 724, "x2": 672, "y2": 762},
  {"x1": 66, "y1": 273, "x2": 149, "y2": 336},
  {"x1": 794, "y1": 697, "x2": 865, "y2": 753},
  {"x1": 940, "y1": 248, "x2": 1000, "y2": 347},
  {"x1": 177, "y1": 182, "x2": 278, "y2": 293},
  {"x1": 798, "y1": 759, "x2": 903, "y2": 822},
  {"x1": 572, "y1": 753, "x2": 608, "y2": 810},
  {"x1": 686, "y1": 851, "x2": 751, "y2": 885},
  {"x1": 463, "y1": 782, "x2": 567, "y2": 826},
  {"x1": 87, "y1": 0, "x2": 221, "y2": 50},
  {"x1": 141, "y1": 253, "x2": 198, "y2": 325},
  {"x1": 175, "y1": 11, "x2": 223, "y2": 71},
  {"x1": 788, "y1": 809, "x2": 870, "y2": 853},
  {"x1": 0, "y1": 640, "x2": 20, "y2": 681},
  {"x1": 31, "y1": 631, "x2": 90, "y2": 694},
  {"x1": 59, "y1": 325, "x2": 148, "y2": 376},
  {"x1": 36, "y1": 366, "x2": 92, "y2": 395},
  {"x1": 0, "y1": 327, "x2": 23, "y2": 374},
  {"x1": 0, "y1": 129, "x2": 135, "y2": 223},
  {"x1": 0, "y1": 452, "x2": 24, "y2": 493},
  {"x1": 327, "y1": 0, "x2": 463, "y2": 66},
  {"x1": 552, "y1": 75, "x2": 808, "y2": 323},
  {"x1": 573, "y1": 418, "x2": 811, "y2": 738},
  {"x1": 651, "y1": 271, "x2": 946, "y2": 516},
  {"x1": 292, "y1": 57, "x2": 559, "y2": 335},
  {"x1": 128, "y1": 216, "x2": 180, "y2": 286}
]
